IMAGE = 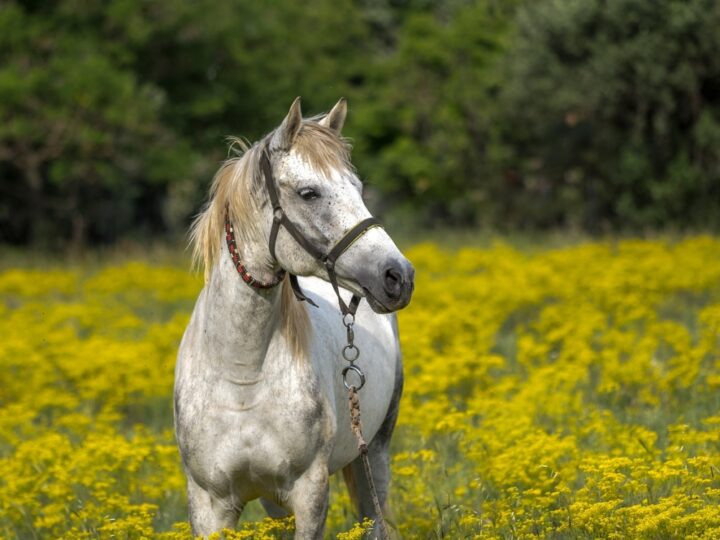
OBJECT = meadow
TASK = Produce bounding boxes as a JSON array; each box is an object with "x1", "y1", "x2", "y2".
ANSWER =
[{"x1": 1, "y1": 236, "x2": 720, "y2": 539}]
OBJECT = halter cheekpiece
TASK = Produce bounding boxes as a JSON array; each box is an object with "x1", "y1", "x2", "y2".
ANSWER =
[{"x1": 225, "y1": 142, "x2": 382, "y2": 317}]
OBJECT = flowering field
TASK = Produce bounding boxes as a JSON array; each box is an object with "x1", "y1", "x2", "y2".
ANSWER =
[{"x1": 1, "y1": 237, "x2": 720, "y2": 539}]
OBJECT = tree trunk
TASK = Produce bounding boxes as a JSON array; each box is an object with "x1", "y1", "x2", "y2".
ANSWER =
[{"x1": 68, "y1": 181, "x2": 86, "y2": 255}]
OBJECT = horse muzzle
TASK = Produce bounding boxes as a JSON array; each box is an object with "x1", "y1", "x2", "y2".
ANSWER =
[{"x1": 361, "y1": 257, "x2": 415, "y2": 314}]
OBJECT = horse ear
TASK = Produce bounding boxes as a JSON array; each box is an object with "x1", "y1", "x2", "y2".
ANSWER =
[
  {"x1": 319, "y1": 98, "x2": 347, "y2": 134},
  {"x1": 270, "y1": 97, "x2": 303, "y2": 151}
]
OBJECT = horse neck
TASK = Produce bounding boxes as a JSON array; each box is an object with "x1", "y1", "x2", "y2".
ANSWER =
[{"x1": 201, "y1": 238, "x2": 281, "y2": 380}]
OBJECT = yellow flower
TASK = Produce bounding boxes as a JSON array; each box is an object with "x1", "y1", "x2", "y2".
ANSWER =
[{"x1": 2, "y1": 237, "x2": 720, "y2": 538}]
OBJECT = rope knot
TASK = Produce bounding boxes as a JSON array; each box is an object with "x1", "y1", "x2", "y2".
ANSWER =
[{"x1": 348, "y1": 386, "x2": 368, "y2": 452}]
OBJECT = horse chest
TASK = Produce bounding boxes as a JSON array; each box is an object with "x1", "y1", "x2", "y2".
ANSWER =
[{"x1": 187, "y1": 373, "x2": 333, "y2": 492}]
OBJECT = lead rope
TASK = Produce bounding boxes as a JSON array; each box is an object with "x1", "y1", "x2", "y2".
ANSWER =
[{"x1": 341, "y1": 314, "x2": 390, "y2": 540}]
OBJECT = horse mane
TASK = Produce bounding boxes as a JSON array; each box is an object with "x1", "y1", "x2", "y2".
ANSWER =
[{"x1": 189, "y1": 119, "x2": 353, "y2": 359}]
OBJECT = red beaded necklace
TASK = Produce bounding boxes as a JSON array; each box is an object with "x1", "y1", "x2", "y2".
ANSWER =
[{"x1": 225, "y1": 214, "x2": 285, "y2": 289}]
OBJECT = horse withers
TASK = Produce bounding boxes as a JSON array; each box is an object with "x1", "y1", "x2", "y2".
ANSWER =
[{"x1": 174, "y1": 97, "x2": 414, "y2": 539}]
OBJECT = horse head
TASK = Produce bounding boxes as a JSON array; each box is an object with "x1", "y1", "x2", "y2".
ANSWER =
[{"x1": 261, "y1": 97, "x2": 414, "y2": 314}]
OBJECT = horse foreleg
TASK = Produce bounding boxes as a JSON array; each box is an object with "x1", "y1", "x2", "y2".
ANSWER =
[
  {"x1": 288, "y1": 460, "x2": 330, "y2": 540},
  {"x1": 187, "y1": 475, "x2": 242, "y2": 537}
]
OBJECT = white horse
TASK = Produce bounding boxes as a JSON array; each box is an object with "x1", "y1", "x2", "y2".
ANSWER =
[{"x1": 174, "y1": 97, "x2": 414, "y2": 539}]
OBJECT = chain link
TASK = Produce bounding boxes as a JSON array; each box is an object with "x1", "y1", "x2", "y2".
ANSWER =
[{"x1": 341, "y1": 312, "x2": 365, "y2": 390}]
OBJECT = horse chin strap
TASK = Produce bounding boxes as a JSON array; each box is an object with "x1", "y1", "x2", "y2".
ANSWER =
[{"x1": 260, "y1": 145, "x2": 381, "y2": 316}]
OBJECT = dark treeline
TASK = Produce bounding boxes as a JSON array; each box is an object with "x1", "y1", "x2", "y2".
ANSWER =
[{"x1": 1, "y1": 0, "x2": 719, "y2": 247}]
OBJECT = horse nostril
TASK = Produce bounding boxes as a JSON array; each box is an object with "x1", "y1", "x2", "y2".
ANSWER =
[{"x1": 384, "y1": 266, "x2": 403, "y2": 299}]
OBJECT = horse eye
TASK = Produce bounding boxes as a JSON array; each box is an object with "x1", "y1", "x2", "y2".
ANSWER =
[{"x1": 298, "y1": 188, "x2": 319, "y2": 201}]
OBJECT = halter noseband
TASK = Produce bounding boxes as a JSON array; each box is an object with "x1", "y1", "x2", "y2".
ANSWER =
[{"x1": 260, "y1": 144, "x2": 381, "y2": 316}]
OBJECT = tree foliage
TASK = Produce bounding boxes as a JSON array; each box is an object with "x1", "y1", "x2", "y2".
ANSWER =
[
  {"x1": 492, "y1": 0, "x2": 720, "y2": 230},
  {"x1": 350, "y1": 2, "x2": 511, "y2": 224},
  {"x1": 0, "y1": 0, "x2": 718, "y2": 246}
]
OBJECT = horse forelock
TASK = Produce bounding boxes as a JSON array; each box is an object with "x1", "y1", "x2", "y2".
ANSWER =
[{"x1": 294, "y1": 119, "x2": 354, "y2": 178}]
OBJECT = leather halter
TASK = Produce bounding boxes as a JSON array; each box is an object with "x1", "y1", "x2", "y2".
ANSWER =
[{"x1": 260, "y1": 144, "x2": 381, "y2": 316}]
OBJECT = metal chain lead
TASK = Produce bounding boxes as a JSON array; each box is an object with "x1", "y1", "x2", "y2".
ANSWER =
[
  {"x1": 341, "y1": 313, "x2": 365, "y2": 391},
  {"x1": 341, "y1": 314, "x2": 390, "y2": 540}
]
